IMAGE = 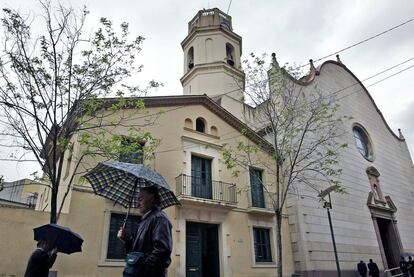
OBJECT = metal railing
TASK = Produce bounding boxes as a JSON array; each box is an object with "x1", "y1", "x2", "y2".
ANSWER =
[
  {"x1": 188, "y1": 8, "x2": 232, "y2": 32},
  {"x1": 248, "y1": 191, "x2": 275, "y2": 210},
  {"x1": 176, "y1": 174, "x2": 237, "y2": 204},
  {"x1": 384, "y1": 267, "x2": 403, "y2": 277}
]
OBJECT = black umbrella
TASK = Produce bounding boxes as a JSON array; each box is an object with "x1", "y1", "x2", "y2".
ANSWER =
[
  {"x1": 33, "y1": 224, "x2": 83, "y2": 254},
  {"x1": 84, "y1": 161, "x2": 180, "y2": 226}
]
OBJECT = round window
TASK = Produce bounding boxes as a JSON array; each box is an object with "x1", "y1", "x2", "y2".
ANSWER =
[{"x1": 352, "y1": 125, "x2": 373, "y2": 161}]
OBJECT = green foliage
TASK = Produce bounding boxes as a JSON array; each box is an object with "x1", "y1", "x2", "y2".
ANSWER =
[
  {"x1": 222, "y1": 147, "x2": 240, "y2": 177},
  {"x1": 79, "y1": 130, "x2": 160, "y2": 163},
  {"x1": 0, "y1": 2, "x2": 160, "y2": 223}
]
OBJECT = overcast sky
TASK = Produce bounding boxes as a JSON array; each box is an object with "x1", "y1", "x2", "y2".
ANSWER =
[{"x1": 1, "y1": 0, "x2": 413, "y2": 181}]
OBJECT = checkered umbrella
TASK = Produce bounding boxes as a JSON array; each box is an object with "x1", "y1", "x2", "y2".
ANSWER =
[{"x1": 84, "y1": 161, "x2": 180, "y2": 215}]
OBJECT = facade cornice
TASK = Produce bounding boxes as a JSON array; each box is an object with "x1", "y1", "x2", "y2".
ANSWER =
[
  {"x1": 0, "y1": 199, "x2": 33, "y2": 209},
  {"x1": 181, "y1": 135, "x2": 223, "y2": 150},
  {"x1": 181, "y1": 26, "x2": 242, "y2": 52},
  {"x1": 180, "y1": 61, "x2": 245, "y2": 85},
  {"x1": 73, "y1": 184, "x2": 94, "y2": 193},
  {"x1": 367, "y1": 191, "x2": 397, "y2": 219},
  {"x1": 183, "y1": 127, "x2": 220, "y2": 140}
]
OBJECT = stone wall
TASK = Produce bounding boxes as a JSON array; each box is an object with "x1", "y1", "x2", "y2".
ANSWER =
[{"x1": 286, "y1": 62, "x2": 414, "y2": 276}]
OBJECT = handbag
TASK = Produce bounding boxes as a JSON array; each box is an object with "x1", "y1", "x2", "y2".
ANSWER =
[{"x1": 123, "y1": 251, "x2": 145, "y2": 277}]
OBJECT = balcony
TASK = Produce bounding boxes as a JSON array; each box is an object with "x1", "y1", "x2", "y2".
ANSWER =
[
  {"x1": 175, "y1": 174, "x2": 237, "y2": 208},
  {"x1": 248, "y1": 191, "x2": 275, "y2": 215}
]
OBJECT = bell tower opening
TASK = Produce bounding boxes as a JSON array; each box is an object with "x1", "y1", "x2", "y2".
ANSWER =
[
  {"x1": 226, "y1": 43, "x2": 235, "y2": 66},
  {"x1": 180, "y1": 8, "x2": 245, "y2": 99},
  {"x1": 187, "y1": 47, "x2": 194, "y2": 71}
]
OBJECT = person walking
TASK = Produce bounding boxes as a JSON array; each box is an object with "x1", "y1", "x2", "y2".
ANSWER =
[
  {"x1": 357, "y1": 260, "x2": 368, "y2": 277},
  {"x1": 118, "y1": 186, "x2": 172, "y2": 277},
  {"x1": 24, "y1": 240, "x2": 57, "y2": 277},
  {"x1": 368, "y1": 259, "x2": 380, "y2": 277}
]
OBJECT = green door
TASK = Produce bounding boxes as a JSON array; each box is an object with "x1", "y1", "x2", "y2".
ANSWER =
[
  {"x1": 186, "y1": 222, "x2": 220, "y2": 277},
  {"x1": 186, "y1": 223, "x2": 203, "y2": 277},
  {"x1": 191, "y1": 156, "x2": 212, "y2": 199}
]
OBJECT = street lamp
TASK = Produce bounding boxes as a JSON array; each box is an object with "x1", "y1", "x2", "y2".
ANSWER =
[{"x1": 318, "y1": 185, "x2": 341, "y2": 277}]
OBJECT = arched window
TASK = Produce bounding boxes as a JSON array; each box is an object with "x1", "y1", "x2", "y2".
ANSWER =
[
  {"x1": 188, "y1": 47, "x2": 194, "y2": 71},
  {"x1": 196, "y1": 117, "x2": 206, "y2": 133},
  {"x1": 185, "y1": 118, "x2": 193, "y2": 129},
  {"x1": 226, "y1": 43, "x2": 235, "y2": 66},
  {"x1": 353, "y1": 125, "x2": 373, "y2": 161},
  {"x1": 205, "y1": 38, "x2": 213, "y2": 62}
]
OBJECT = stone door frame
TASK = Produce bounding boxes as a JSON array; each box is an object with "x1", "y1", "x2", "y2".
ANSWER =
[{"x1": 367, "y1": 192, "x2": 403, "y2": 269}]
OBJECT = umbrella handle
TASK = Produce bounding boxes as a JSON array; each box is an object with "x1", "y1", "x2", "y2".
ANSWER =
[
  {"x1": 123, "y1": 205, "x2": 131, "y2": 229},
  {"x1": 123, "y1": 179, "x2": 139, "y2": 229}
]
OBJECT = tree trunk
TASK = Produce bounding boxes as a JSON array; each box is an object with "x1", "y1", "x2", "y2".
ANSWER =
[
  {"x1": 275, "y1": 153, "x2": 282, "y2": 277},
  {"x1": 50, "y1": 186, "x2": 57, "y2": 223},
  {"x1": 276, "y1": 209, "x2": 283, "y2": 277}
]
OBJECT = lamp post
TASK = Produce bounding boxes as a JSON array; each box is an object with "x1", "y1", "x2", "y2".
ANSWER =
[{"x1": 318, "y1": 185, "x2": 341, "y2": 277}]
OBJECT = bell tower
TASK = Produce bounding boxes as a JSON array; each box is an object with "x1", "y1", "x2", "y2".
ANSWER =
[{"x1": 180, "y1": 8, "x2": 245, "y2": 99}]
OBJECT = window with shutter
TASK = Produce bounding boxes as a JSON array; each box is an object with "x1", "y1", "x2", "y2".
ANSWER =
[
  {"x1": 253, "y1": 227, "x2": 272, "y2": 262},
  {"x1": 107, "y1": 213, "x2": 140, "y2": 259},
  {"x1": 249, "y1": 168, "x2": 265, "y2": 208},
  {"x1": 191, "y1": 155, "x2": 212, "y2": 199}
]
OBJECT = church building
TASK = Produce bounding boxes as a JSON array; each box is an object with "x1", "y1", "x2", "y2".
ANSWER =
[
  {"x1": 178, "y1": 7, "x2": 414, "y2": 277},
  {"x1": 0, "y1": 7, "x2": 413, "y2": 277}
]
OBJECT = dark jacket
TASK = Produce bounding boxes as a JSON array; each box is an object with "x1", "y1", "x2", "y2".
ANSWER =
[
  {"x1": 357, "y1": 261, "x2": 368, "y2": 276},
  {"x1": 24, "y1": 249, "x2": 57, "y2": 277},
  {"x1": 408, "y1": 260, "x2": 414, "y2": 275},
  {"x1": 367, "y1": 262, "x2": 380, "y2": 277},
  {"x1": 125, "y1": 208, "x2": 172, "y2": 277},
  {"x1": 400, "y1": 260, "x2": 409, "y2": 276}
]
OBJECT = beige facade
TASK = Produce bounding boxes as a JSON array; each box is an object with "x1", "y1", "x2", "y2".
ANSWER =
[
  {"x1": 0, "y1": 9, "x2": 295, "y2": 276},
  {"x1": 0, "y1": 96, "x2": 294, "y2": 277}
]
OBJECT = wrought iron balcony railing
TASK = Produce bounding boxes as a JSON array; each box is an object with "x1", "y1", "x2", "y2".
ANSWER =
[
  {"x1": 248, "y1": 191, "x2": 275, "y2": 211},
  {"x1": 175, "y1": 174, "x2": 237, "y2": 204}
]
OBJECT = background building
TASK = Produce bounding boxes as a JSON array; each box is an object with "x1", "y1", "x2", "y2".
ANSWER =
[{"x1": 0, "y1": 178, "x2": 41, "y2": 208}]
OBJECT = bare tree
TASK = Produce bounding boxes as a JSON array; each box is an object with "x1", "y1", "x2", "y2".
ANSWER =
[
  {"x1": 223, "y1": 53, "x2": 347, "y2": 276},
  {"x1": 0, "y1": 1, "x2": 160, "y2": 223}
]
